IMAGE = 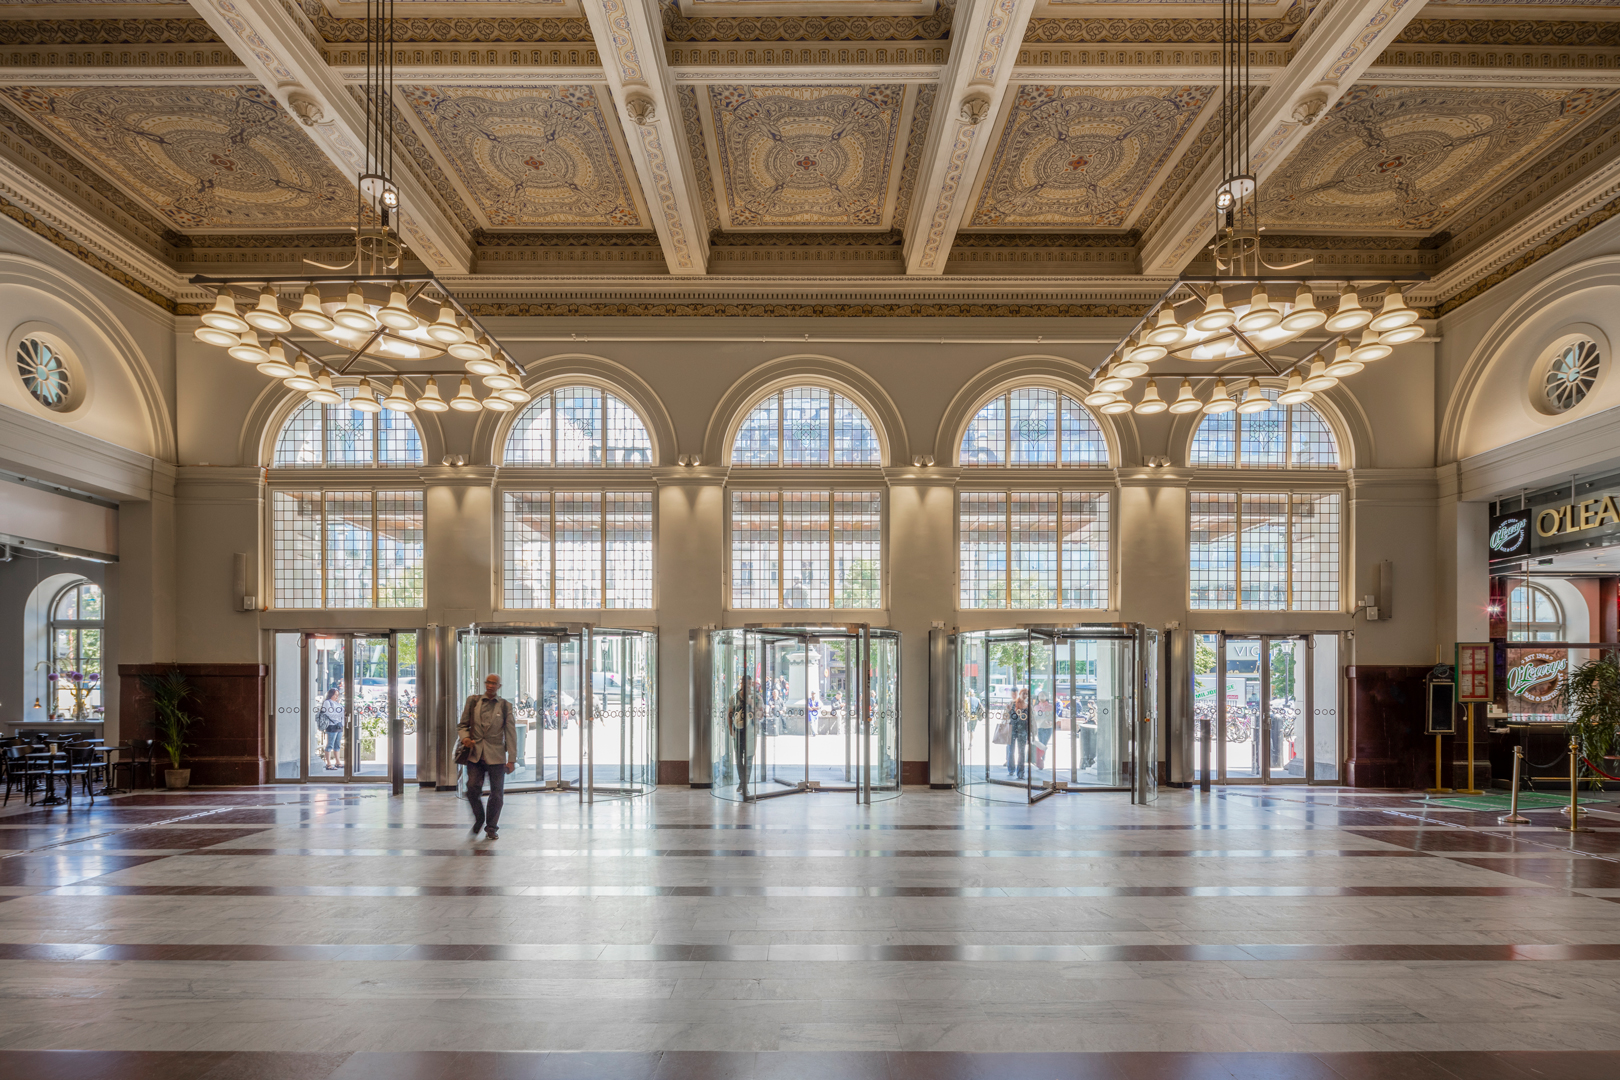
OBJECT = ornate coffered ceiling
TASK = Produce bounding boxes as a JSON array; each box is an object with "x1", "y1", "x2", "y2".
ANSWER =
[
  {"x1": 0, "y1": 0, "x2": 1614, "y2": 317},
  {"x1": 400, "y1": 83, "x2": 646, "y2": 229},
  {"x1": 966, "y1": 83, "x2": 1212, "y2": 230},
  {"x1": 1263, "y1": 84, "x2": 1620, "y2": 232},
  {"x1": 702, "y1": 83, "x2": 910, "y2": 229}
]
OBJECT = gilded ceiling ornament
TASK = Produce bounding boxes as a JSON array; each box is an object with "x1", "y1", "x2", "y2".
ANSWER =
[
  {"x1": 0, "y1": 84, "x2": 355, "y2": 229},
  {"x1": 709, "y1": 84, "x2": 905, "y2": 229},
  {"x1": 400, "y1": 84, "x2": 642, "y2": 228},
  {"x1": 971, "y1": 85, "x2": 1213, "y2": 230},
  {"x1": 1263, "y1": 84, "x2": 1620, "y2": 231}
]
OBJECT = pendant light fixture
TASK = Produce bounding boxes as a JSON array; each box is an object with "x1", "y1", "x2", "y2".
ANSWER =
[
  {"x1": 1368, "y1": 286, "x2": 1418, "y2": 332},
  {"x1": 309, "y1": 370, "x2": 344, "y2": 405},
  {"x1": 1276, "y1": 370, "x2": 1312, "y2": 405},
  {"x1": 1134, "y1": 381, "x2": 1169, "y2": 415},
  {"x1": 1168, "y1": 379, "x2": 1204, "y2": 414},
  {"x1": 1351, "y1": 328, "x2": 1392, "y2": 363},
  {"x1": 1324, "y1": 341, "x2": 1363, "y2": 379},
  {"x1": 1236, "y1": 378, "x2": 1272, "y2": 414},
  {"x1": 186, "y1": 0, "x2": 518, "y2": 426},
  {"x1": 415, "y1": 377, "x2": 449, "y2": 412},
  {"x1": 1203, "y1": 379, "x2": 1237, "y2": 414},
  {"x1": 349, "y1": 384, "x2": 383, "y2": 412},
  {"x1": 1301, "y1": 359, "x2": 1338, "y2": 393},
  {"x1": 449, "y1": 376, "x2": 483, "y2": 412}
]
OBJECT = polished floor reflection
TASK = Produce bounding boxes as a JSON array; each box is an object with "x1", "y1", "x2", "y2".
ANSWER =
[{"x1": 0, "y1": 784, "x2": 1618, "y2": 1079}]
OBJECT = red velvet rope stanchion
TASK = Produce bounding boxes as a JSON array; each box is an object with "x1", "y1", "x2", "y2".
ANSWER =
[{"x1": 1582, "y1": 756, "x2": 1620, "y2": 782}]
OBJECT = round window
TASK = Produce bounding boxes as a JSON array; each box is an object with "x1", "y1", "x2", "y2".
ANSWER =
[
  {"x1": 1542, "y1": 339, "x2": 1599, "y2": 413},
  {"x1": 15, "y1": 336, "x2": 72, "y2": 410}
]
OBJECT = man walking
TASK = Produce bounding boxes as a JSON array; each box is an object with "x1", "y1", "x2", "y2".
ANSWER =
[{"x1": 458, "y1": 673, "x2": 516, "y2": 839}]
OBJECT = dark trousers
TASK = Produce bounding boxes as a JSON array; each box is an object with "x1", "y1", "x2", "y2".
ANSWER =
[
  {"x1": 1006, "y1": 730, "x2": 1027, "y2": 775},
  {"x1": 733, "y1": 726, "x2": 751, "y2": 792},
  {"x1": 465, "y1": 760, "x2": 506, "y2": 829}
]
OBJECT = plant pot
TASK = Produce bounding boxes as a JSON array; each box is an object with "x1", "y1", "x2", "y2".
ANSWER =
[{"x1": 164, "y1": 769, "x2": 191, "y2": 790}]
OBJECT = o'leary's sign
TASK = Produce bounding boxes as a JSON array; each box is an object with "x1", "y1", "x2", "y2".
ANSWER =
[
  {"x1": 1505, "y1": 647, "x2": 1569, "y2": 722},
  {"x1": 1490, "y1": 489, "x2": 1620, "y2": 565},
  {"x1": 1489, "y1": 510, "x2": 1531, "y2": 561}
]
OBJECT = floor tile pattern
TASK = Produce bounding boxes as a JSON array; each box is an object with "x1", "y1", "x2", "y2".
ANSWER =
[{"x1": 0, "y1": 783, "x2": 1618, "y2": 1078}]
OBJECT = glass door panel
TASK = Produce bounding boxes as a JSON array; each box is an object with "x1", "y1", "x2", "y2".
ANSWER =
[
  {"x1": 1192, "y1": 632, "x2": 1218, "y2": 788},
  {"x1": 273, "y1": 632, "x2": 303, "y2": 780},
  {"x1": 395, "y1": 631, "x2": 418, "y2": 781},
  {"x1": 1264, "y1": 638, "x2": 1305, "y2": 782},
  {"x1": 1310, "y1": 634, "x2": 1340, "y2": 782},
  {"x1": 352, "y1": 636, "x2": 390, "y2": 778},
  {"x1": 308, "y1": 636, "x2": 347, "y2": 777},
  {"x1": 1221, "y1": 637, "x2": 1262, "y2": 780},
  {"x1": 1137, "y1": 628, "x2": 1159, "y2": 804},
  {"x1": 1027, "y1": 636, "x2": 1056, "y2": 794}
]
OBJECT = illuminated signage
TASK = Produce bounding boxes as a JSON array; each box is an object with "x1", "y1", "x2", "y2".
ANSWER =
[
  {"x1": 1536, "y1": 495, "x2": 1620, "y2": 538},
  {"x1": 1488, "y1": 511, "x2": 1530, "y2": 559}
]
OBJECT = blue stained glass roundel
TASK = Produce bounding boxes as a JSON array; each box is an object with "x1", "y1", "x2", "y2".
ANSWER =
[{"x1": 16, "y1": 337, "x2": 71, "y2": 410}]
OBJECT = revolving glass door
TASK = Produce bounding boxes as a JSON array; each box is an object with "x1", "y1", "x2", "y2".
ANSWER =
[
  {"x1": 460, "y1": 624, "x2": 655, "y2": 800},
  {"x1": 956, "y1": 625, "x2": 1158, "y2": 804},
  {"x1": 710, "y1": 626, "x2": 899, "y2": 802}
]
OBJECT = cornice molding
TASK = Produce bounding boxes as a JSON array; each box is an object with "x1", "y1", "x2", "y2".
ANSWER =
[{"x1": 0, "y1": 156, "x2": 182, "y2": 303}]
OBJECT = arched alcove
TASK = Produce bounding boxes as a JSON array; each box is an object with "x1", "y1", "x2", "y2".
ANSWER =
[
  {"x1": 934, "y1": 356, "x2": 1133, "y2": 468},
  {"x1": 703, "y1": 355, "x2": 908, "y2": 468}
]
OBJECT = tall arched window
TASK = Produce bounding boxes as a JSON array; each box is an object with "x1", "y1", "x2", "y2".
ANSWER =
[
  {"x1": 273, "y1": 386, "x2": 424, "y2": 467},
  {"x1": 957, "y1": 386, "x2": 1111, "y2": 610},
  {"x1": 1509, "y1": 584, "x2": 1563, "y2": 641},
  {"x1": 959, "y1": 388, "x2": 1109, "y2": 467},
  {"x1": 1188, "y1": 391, "x2": 1343, "y2": 612},
  {"x1": 1190, "y1": 391, "x2": 1339, "y2": 469},
  {"x1": 501, "y1": 385, "x2": 656, "y2": 609},
  {"x1": 731, "y1": 386, "x2": 881, "y2": 466},
  {"x1": 504, "y1": 386, "x2": 653, "y2": 466},
  {"x1": 727, "y1": 385, "x2": 883, "y2": 608},
  {"x1": 49, "y1": 579, "x2": 103, "y2": 719},
  {"x1": 269, "y1": 386, "x2": 425, "y2": 609}
]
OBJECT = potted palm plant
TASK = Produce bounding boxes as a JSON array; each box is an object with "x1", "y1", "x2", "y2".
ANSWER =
[
  {"x1": 1563, "y1": 652, "x2": 1620, "y2": 791},
  {"x1": 142, "y1": 668, "x2": 201, "y2": 789}
]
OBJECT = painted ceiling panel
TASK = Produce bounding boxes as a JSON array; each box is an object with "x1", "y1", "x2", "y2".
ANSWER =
[
  {"x1": 400, "y1": 85, "x2": 643, "y2": 229},
  {"x1": 0, "y1": 85, "x2": 355, "y2": 230},
  {"x1": 969, "y1": 84, "x2": 1213, "y2": 230},
  {"x1": 708, "y1": 84, "x2": 907, "y2": 230},
  {"x1": 1263, "y1": 85, "x2": 1620, "y2": 232}
]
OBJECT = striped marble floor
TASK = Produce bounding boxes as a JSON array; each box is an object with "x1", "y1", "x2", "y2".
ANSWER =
[{"x1": 1, "y1": 782, "x2": 1618, "y2": 1079}]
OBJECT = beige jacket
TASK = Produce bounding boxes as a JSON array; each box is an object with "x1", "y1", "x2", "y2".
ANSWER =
[{"x1": 457, "y1": 694, "x2": 517, "y2": 765}]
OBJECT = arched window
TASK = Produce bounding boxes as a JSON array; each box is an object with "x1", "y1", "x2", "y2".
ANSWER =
[
  {"x1": 1509, "y1": 584, "x2": 1563, "y2": 641},
  {"x1": 505, "y1": 386, "x2": 653, "y2": 466},
  {"x1": 48, "y1": 579, "x2": 103, "y2": 719},
  {"x1": 1190, "y1": 391, "x2": 1340, "y2": 469},
  {"x1": 731, "y1": 386, "x2": 881, "y2": 466},
  {"x1": 960, "y1": 388, "x2": 1109, "y2": 467},
  {"x1": 273, "y1": 386, "x2": 423, "y2": 467}
]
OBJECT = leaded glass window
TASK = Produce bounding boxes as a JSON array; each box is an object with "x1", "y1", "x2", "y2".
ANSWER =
[
  {"x1": 730, "y1": 489, "x2": 881, "y2": 608},
  {"x1": 272, "y1": 388, "x2": 423, "y2": 467},
  {"x1": 504, "y1": 387, "x2": 653, "y2": 466},
  {"x1": 960, "y1": 389, "x2": 1108, "y2": 467},
  {"x1": 731, "y1": 388, "x2": 881, "y2": 466},
  {"x1": 1190, "y1": 392, "x2": 1340, "y2": 469}
]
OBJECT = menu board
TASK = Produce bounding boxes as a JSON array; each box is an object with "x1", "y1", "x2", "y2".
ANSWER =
[
  {"x1": 1455, "y1": 642, "x2": 1492, "y2": 701},
  {"x1": 1504, "y1": 647, "x2": 1568, "y2": 723}
]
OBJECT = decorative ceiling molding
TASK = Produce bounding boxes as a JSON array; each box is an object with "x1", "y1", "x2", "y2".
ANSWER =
[
  {"x1": 1434, "y1": 189, "x2": 1620, "y2": 318},
  {"x1": 900, "y1": 0, "x2": 1036, "y2": 274},
  {"x1": 312, "y1": 16, "x2": 595, "y2": 42},
  {"x1": 1262, "y1": 85, "x2": 1620, "y2": 232},
  {"x1": 582, "y1": 0, "x2": 712, "y2": 273},
  {"x1": 1395, "y1": 19, "x2": 1620, "y2": 45},
  {"x1": 671, "y1": 64, "x2": 941, "y2": 81},
  {"x1": 191, "y1": 0, "x2": 473, "y2": 272},
  {"x1": 0, "y1": 20, "x2": 223, "y2": 46},
  {"x1": 659, "y1": 0, "x2": 957, "y2": 42},
  {"x1": 666, "y1": 42, "x2": 946, "y2": 65},
  {"x1": 1138, "y1": 0, "x2": 1429, "y2": 276},
  {"x1": 0, "y1": 150, "x2": 180, "y2": 300},
  {"x1": 322, "y1": 42, "x2": 602, "y2": 68}
]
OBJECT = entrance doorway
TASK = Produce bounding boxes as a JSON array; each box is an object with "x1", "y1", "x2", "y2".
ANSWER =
[
  {"x1": 955, "y1": 625, "x2": 1159, "y2": 804},
  {"x1": 708, "y1": 626, "x2": 900, "y2": 803},
  {"x1": 272, "y1": 630, "x2": 419, "y2": 784},
  {"x1": 1194, "y1": 633, "x2": 1341, "y2": 784}
]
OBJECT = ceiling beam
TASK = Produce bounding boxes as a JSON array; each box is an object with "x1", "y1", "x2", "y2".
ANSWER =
[
  {"x1": 190, "y1": 0, "x2": 473, "y2": 274},
  {"x1": 1137, "y1": 0, "x2": 1431, "y2": 277},
  {"x1": 581, "y1": 0, "x2": 712, "y2": 275},
  {"x1": 901, "y1": 0, "x2": 1037, "y2": 276}
]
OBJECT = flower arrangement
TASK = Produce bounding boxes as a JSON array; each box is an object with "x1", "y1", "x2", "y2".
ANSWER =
[{"x1": 35, "y1": 660, "x2": 102, "y2": 720}]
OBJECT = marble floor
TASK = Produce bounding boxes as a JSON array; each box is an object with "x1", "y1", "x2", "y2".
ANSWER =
[{"x1": 1, "y1": 781, "x2": 1618, "y2": 1079}]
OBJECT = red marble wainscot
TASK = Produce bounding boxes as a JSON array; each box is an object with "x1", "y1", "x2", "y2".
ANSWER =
[
  {"x1": 1344, "y1": 665, "x2": 1439, "y2": 789},
  {"x1": 117, "y1": 664, "x2": 268, "y2": 786}
]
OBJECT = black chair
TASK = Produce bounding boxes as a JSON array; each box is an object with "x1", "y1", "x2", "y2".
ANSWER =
[
  {"x1": 0, "y1": 745, "x2": 29, "y2": 806},
  {"x1": 63, "y1": 746, "x2": 96, "y2": 808},
  {"x1": 124, "y1": 739, "x2": 156, "y2": 790}
]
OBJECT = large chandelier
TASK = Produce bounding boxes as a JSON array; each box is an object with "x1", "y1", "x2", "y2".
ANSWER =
[
  {"x1": 1090, "y1": 0, "x2": 1425, "y2": 419},
  {"x1": 188, "y1": 0, "x2": 522, "y2": 416}
]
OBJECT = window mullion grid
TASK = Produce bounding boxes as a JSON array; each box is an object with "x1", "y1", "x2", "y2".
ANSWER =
[
  {"x1": 600, "y1": 491, "x2": 610, "y2": 610},
  {"x1": 777, "y1": 489, "x2": 786, "y2": 608},
  {"x1": 776, "y1": 392, "x2": 784, "y2": 468},
  {"x1": 371, "y1": 488, "x2": 380, "y2": 607},
  {"x1": 1005, "y1": 490, "x2": 1013, "y2": 611},
  {"x1": 319, "y1": 489, "x2": 330, "y2": 608},
  {"x1": 1056, "y1": 490, "x2": 1065, "y2": 610},
  {"x1": 827, "y1": 490, "x2": 836, "y2": 608},
  {"x1": 1003, "y1": 394, "x2": 1010, "y2": 471},
  {"x1": 1233, "y1": 493, "x2": 1243, "y2": 611},
  {"x1": 549, "y1": 492, "x2": 558, "y2": 609},
  {"x1": 1284, "y1": 494, "x2": 1294, "y2": 611}
]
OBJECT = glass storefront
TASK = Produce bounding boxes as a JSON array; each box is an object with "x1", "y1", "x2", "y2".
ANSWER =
[
  {"x1": 708, "y1": 626, "x2": 899, "y2": 803},
  {"x1": 460, "y1": 624, "x2": 656, "y2": 800},
  {"x1": 955, "y1": 625, "x2": 1158, "y2": 804}
]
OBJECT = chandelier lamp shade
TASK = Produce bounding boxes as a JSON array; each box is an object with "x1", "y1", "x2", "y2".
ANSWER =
[
  {"x1": 185, "y1": 0, "x2": 525, "y2": 416},
  {"x1": 189, "y1": 273, "x2": 527, "y2": 414},
  {"x1": 1091, "y1": 275, "x2": 1427, "y2": 416}
]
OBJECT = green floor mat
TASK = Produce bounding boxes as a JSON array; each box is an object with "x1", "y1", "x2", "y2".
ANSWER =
[{"x1": 1421, "y1": 792, "x2": 1608, "y2": 811}]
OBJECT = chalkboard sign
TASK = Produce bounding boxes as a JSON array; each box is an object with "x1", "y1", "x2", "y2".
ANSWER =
[{"x1": 1427, "y1": 680, "x2": 1456, "y2": 734}]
